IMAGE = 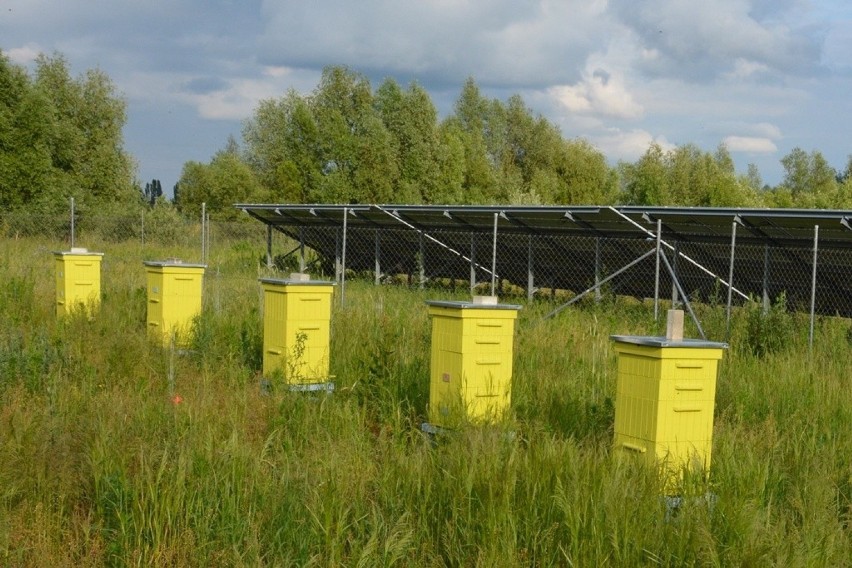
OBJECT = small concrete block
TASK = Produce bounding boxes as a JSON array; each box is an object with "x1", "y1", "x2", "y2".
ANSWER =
[
  {"x1": 289, "y1": 272, "x2": 311, "y2": 281},
  {"x1": 472, "y1": 295, "x2": 498, "y2": 305}
]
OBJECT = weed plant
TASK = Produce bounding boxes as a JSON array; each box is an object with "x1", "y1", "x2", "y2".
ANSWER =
[{"x1": 0, "y1": 237, "x2": 850, "y2": 565}]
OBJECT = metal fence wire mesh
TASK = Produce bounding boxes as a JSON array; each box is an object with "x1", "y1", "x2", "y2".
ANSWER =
[{"x1": 5, "y1": 203, "x2": 852, "y2": 344}]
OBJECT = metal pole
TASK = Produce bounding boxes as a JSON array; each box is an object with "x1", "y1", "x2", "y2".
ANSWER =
[
  {"x1": 419, "y1": 232, "x2": 425, "y2": 290},
  {"x1": 671, "y1": 240, "x2": 680, "y2": 306},
  {"x1": 654, "y1": 219, "x2": 661, "y2": 320},
  {"x1": 470, "y1": 234, "x2": 476, "y2": 294},
  {"x1": 762, "y1": 244, "x2": 770, "y2": 314},
  {"x1": 374, "y1": 229, "x2": 381, "y2": 286},
  {"x1": 809, "y1": 225, "x2": 819, "y2": 351},
  {"x1": 341, "y1": 207, "x2": 348, "y2": 305},
  {"x1": 659, "y1": 249, "x2": 706, "y2": 340},
  {"x1": 527, "y1": 234, "x2": 534, "y2": 302},
  {"x1": 201, "y1": 202, "x2": 206, "y2": 263},
  {"x1": 70, "y1": 197, "x2": 75, "y2": 248},
  {"x1": 595, "y1": 237, "x2": 602, "y2": 303},
  {"x1": 335, "y1": 229, "x2": 341, "y2": 283},
  {"x1": 491, "y1": 213, "x2": 498, "y2": 296},
  {"x1": 544, "y1": 248, "x2": 656, "y2": 320},
  {"x1": 726, "y1": 221, "x2": 737, "y2": 336},
  {"x1": 266, "y1": 225, "x2": 273, "y2": 269},
  {"x1": 299, "y1": 227, "x2": 306, "y2": 272}
]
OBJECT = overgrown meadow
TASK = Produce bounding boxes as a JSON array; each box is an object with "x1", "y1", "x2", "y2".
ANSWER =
[{"x1": 1, "y1": 235, "x2": 850, "y2": 566}]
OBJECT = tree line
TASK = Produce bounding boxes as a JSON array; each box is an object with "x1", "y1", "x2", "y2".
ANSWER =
[
  {"x1": 0, "y1": 51, "x2": 136, "y2": 216},
  {"x1": 3, "y1": 52, "x2": 851, "y2": 221}
]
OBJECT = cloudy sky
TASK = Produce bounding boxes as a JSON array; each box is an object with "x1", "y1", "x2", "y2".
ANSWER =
[{"x1": 2, "y1": 0, "x2": 851, "y2": 195}]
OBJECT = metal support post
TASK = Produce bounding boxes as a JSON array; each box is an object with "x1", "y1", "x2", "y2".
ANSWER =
[
  {"x1": 659, "y1": 249, "x2": 706, "y2": 340},
  {"x1": 762, "y1": 244, "x2": 770, "y2": 314},
  {"x1": 671, "y1": 241, "x2": 680, "y2": 306},
  {"x1": 726, "y1": 221, "x2": 737, "y2": 336},
  {"x1": 595, "y1": 237, "x2": 602, "y2": 303},
  {"x1": 470, "y1": 234, "x2": 476, "y2": 293},
  {"x1": 654, "y1": 219, "x2": 661, "y2": 320},
  {"x1": 70, "y1": 197, "x2": 75, "y2": 248},
  {"x1": 299, "y1": 227, "x2": 306, "y2": 272},
  {"x1": 527, "y1": 234, "x2": 535, "y2": 302},
  {"x1": 334, "y1": 229, "x2": 341, "y2": 282},
  {"x1": 491, "y1": 213, "x2": 498, "y2": 296},
  {"x1": 374, "y1": 230, "x2": 381, "y2": 286},
  {"x1": 544, "y1": 248, "x2": 656, "y2": 320},
  {"x1": 266, "y1": 225, "x2": 273, "y2": 269},
  {"x1": 201, "y1": 202, "x2": 206, "y2": 263},
  {"x1": 809, "y1": 225, "x2": 819, "y2": 351},
  {"x1": 419, "y1": 232, "x2": 425, "y2": 290},
  {"x1": 341, "y1": 207, "x2": 348, "y2": 305}
]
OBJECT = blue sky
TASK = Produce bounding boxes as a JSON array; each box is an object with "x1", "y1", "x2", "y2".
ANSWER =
[{"x1": 2, "y1": 0, "x2": 851, "y2": 195}]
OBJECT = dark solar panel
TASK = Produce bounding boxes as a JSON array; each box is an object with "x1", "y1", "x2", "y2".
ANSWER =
[{"x1": 237, "y1": 203, "x2": 852, "y2": 316}]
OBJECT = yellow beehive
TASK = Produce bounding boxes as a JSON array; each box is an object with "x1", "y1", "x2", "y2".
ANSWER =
[
  {"x1": 54, "y1": 248, "x2": 104, "y2": 316},
  {"x1": 426, "y1": 298, "x2": 521, "y2": 428},
  {"x1": 260, "y1": 275, "x2": 335, "y2": 386},
  {"x1": 611, "y1": 336, "x2": 727, "y2": 492},
  {"x1": 144, "y1": 260, "x2": 206, "y2": 346}
]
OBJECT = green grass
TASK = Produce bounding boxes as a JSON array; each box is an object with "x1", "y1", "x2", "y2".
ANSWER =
[{"x1": 0, "y1": 236, "x2": 851, "y2": 565}]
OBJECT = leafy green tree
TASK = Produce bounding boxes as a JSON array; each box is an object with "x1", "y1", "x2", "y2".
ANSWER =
[
  {"x1": 0, "y1": 51, "x2": 54, "y2": 210},
  {"x1": 555, "y1": 139, "x2": 618, "y2": 204},
  {"x1": 619, "y1": 143, "x2": 668, "y2": 205},
  {"x1": 243, "y1": 90, "x2": 320, "y2": 202},
  {"x1": 451, "y1": 79, "x2": 497, "y2": 201},
  {"x1": 375, "y1": 79, "x2": 442, "y2": 203},
  {"x1": 143, "y1": 179, "x2": 163, "y2": 206},
  {"x1": 779, "y1": 147, "x2": 837, "y2": 207},
  {"x1": 176, "y1": 145, "x2": 266, "y2": 219},
  {"x1": 33, "y1": 53, "x2": 135, "y2": 207}
]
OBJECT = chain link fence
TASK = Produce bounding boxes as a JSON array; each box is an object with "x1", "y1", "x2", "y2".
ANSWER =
[{"x1": 3, "y1": 202, "x2": 851, "y2": 349}]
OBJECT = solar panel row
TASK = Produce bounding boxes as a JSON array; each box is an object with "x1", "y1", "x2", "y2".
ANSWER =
[{"x1": 236, "y1": 204, "x2": 852, "y2": 317}]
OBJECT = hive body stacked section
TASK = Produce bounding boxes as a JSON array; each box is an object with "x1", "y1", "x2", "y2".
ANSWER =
[
  {"x1": 426, "y1": 299, "x2": 520, "y2": 429},
  {"x1": 611, "y1": 336, "x2": 726, "y2": 491},
  {"x1": 144, "y1": 260, "x2": 206, "y2": 346},
  {"x1": 54, "y1": 248, "x2": 104, "y2": 316},
  {"x1": 260, "y1": 276, "x2": 335, "y2": 387}
]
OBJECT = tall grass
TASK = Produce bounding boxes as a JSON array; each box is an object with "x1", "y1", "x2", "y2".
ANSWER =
[{"x1": 0, "y1": 236, "x2": 850, "y2": 565}]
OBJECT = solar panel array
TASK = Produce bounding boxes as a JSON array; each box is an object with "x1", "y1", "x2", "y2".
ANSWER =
[{"x1": 237, "y1": 204, "x2": 852, "y2": 316}]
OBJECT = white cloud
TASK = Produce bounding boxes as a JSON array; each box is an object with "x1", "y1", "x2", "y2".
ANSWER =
[
  {"x1": 594, "y1": 129, "x2": 675, "y2": 162},
  {"x1": 5, "y1": 44, "x2": 41, "y2": 65},
  {"x1": 609, "y1": 0, "x2": 824, "y2": 81},
  {"x1": 724, "y1": 58, "x2": 772, "y2": 80},
  {"x1": 723, "y1": 136, "x2": 778, "y2": 153},
  {"x1": 257, "y1": 0, "x2": 611, "y2": 87},
  {"x1": 548, "y1": 64, "x2": 643, "y2": 120}
]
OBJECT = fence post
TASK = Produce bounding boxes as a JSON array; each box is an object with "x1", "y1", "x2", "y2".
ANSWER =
[
  {"x1": 141, "y1": 210, "x2": 145, "y2": 248},
  {"x1": 671, "y1": 240, "x2": 679, "y2": 306},
  {"x1": 299, "y1": 227, "x2": 306, "y2": 272},
  {"x1": 470, "y1": 233, "x2": 476, "y2": 294},
  {"x1": 491, "y1": 213, "x2": 498, "y2": 296},
  {"x1": 201, "y1": 202, "x2": 206, "y2": 263},
  {"x1": 527, "y1": 234, "x2": 535, "y2": 302},
  {"x1": 595, "y1": 237, "x2": 602, "y2": 303},
  {"x1": 341, "y1": 207, "x2": 348, "y2": 305},
  {"x1": 809, "y1": 225, "x2": 819, "y2": 351},
  {"x1": 654, "y1": 219, "x2": 661, "y2": 321},
  {"x1": 726, "y1": 220, "x2": 737, "y2": 336},
  {"x1": 266, "y1": 224, "x2": 273, "y2": 269},
  {"x1": 70, "y1": 197, "x2": 75, "y2": 248},
  {"x1": 374, "y1": 229, "x2": 381, "y2": 286},
  {"x1": 419, "y1": 232, "x2": 425, "y2": 290},
  {"x1": 762, "y1": 244, "x2": 771, "y2": 314}
]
